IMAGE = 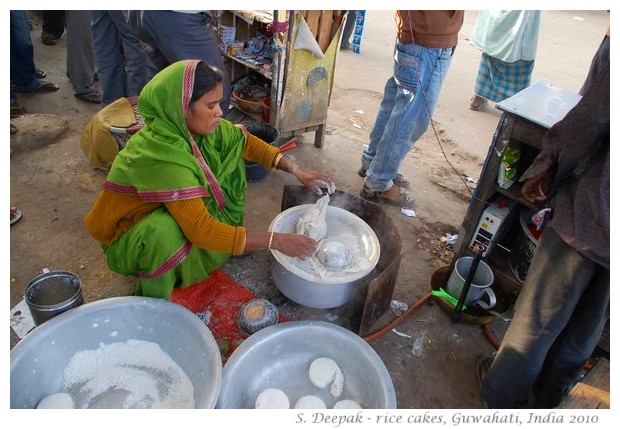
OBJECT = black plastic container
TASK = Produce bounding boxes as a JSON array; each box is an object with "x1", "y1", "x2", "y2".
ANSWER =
[
  {"x1": 242, "y1": 121, "x2": 280, "y2": 182},
  {"x1": 509, "y1": 208, "x2": 539, "y2": 283}
]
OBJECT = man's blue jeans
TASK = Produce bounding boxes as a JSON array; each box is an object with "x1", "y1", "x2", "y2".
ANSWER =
[
  {"x1": 363, "y1": 41, "x2": 454, "y2": 192},
  {"x1": 10, "y1": 10, "x2": 39, "y2": 98}
]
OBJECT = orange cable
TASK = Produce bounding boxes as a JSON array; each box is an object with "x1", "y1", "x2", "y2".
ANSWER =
[
  {"x1": 362, "y1": 291, "x2": 501, "y2": 351},
  {"x1": 481, "y1": 323, "x2": 501, "y2": 350},
  {"x1": 363, "y1": 292, "x2": 433, "y2": 342}
]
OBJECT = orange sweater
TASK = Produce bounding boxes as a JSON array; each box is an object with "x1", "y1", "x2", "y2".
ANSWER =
[{"x1": 84, "y1": 133, "x2": 280, "y2": 255}]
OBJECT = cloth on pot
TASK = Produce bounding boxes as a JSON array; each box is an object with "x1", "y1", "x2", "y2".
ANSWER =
[
  {"x1": 315, "y1": 240, "x2": 353, "y2": 269},
  {"x1": 296, "y1": 194, "x2": 330, "y2": 240}
]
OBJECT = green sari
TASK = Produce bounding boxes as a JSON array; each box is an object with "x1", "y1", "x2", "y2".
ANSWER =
[{"x1": 102, "y1": 60, "x2": 247, "y2": 298}]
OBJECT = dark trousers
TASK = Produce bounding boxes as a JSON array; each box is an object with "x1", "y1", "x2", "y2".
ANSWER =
[
  {"x1": 42, "y1": 10, "x2": 65, "y2": 39},
  {"x1": 481, "y1": 228, "x2": 610, "y2": 408},
  {"x1": 341, "y1": 11, "x2": 357, "y2": 48}
]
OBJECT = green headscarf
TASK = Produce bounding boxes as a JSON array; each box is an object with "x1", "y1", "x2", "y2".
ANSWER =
[{"x1": 106, "y1": 59, "x2": 247, "y2": 225}]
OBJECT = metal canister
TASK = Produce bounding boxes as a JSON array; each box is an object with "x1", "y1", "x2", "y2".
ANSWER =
[{"x1": 24, "y1": 270, "x2": 84, "y2": 326}]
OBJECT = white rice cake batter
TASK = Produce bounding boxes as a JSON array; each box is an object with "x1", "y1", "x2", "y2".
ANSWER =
[
  {"x1": 308, "y1": 356, "x2": 344, "y2": 397},
  {"x1": 255, "y1": 388, "x2": 290, "y2": 409},
  {"x1": 294, "y1": 395, "x2": 327, "y2": 409},
  {"x1": 333, "y1": 399, "x2": 362, "y2": 409}
]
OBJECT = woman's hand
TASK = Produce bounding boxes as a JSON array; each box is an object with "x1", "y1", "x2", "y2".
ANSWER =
[
  {"x1": 293, "y1": 166, "x2": 336, "y2": 195},
  {"x1": 271, "y1": 232, "x2": 318, "y2": 260},
  {"x1": 276, "y1": 156, "x2": 335, "y2": 195}
]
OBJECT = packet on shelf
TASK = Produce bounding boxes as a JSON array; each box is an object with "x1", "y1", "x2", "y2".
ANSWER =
[
  {"x1": 497, "y1": 141, "x2": 521, "y2": 189},
  {"x1": 228, "y1": 42, "x2": 244, "y2": 56},
  {"x1": 219, "y1": 26, "x2": 236, "y2": 45}
]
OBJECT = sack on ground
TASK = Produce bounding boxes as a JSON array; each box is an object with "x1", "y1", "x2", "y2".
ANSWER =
[{"x1": 80, "y1": 98, "x2": 137, "y2": 170}]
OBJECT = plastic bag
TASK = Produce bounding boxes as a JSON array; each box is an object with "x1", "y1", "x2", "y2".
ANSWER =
[{"x1": 497, "y1": 141, "x2": 521, "y2": 189}]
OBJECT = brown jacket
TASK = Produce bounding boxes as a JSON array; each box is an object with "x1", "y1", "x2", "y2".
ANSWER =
[{"x1": 396, "y1": 10, "x2": 464, "y2": 48}]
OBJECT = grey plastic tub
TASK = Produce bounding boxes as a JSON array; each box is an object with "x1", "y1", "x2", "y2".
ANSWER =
[{"x1": 10, "y1": 296, "x2": 222, "y2": 409}]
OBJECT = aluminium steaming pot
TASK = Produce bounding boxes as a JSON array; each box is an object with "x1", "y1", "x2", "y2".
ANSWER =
[{"x1": 269, "y1": 204, "x2": 380, "y2": 309}]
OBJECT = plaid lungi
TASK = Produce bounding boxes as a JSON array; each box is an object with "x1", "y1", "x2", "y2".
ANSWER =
[{"x1": 473, "y1": 53, "x2": 535, "y2": 102}]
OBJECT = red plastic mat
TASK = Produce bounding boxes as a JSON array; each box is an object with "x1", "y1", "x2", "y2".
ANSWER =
[{"x1": 169, "y1": 269, "x2": 287, "y2": 356}]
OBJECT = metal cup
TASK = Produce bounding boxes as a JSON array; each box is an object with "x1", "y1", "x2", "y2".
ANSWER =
[{"x1": 446, "y1": 257, "x2": 496, "y2": 309}]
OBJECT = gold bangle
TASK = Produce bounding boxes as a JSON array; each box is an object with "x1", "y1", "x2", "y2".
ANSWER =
[
  {"x1": 268, "y1": 231, "x2": 274, "y2": 250},
  {"x1": 273, "y1": 153, "x2": 284, "y2": 169}
]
